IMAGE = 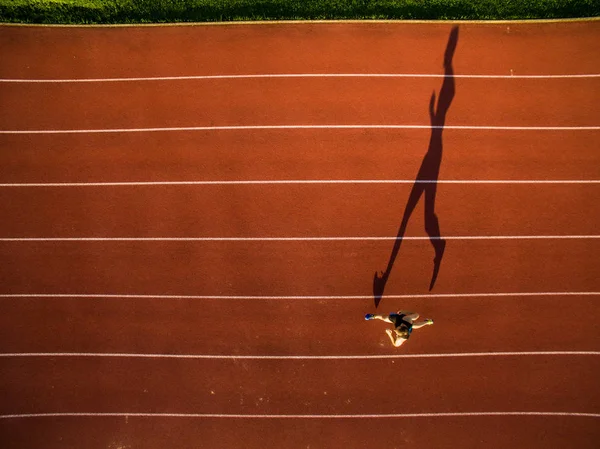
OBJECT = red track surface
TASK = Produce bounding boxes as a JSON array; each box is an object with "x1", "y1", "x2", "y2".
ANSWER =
[{"x1": 0, "y1": 21, "x2": 599, "y2": 448}]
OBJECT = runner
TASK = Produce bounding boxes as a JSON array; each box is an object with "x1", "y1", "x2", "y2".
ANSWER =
[{"x1": 365, "y1": 311, "x2": 434, "y2": 347}]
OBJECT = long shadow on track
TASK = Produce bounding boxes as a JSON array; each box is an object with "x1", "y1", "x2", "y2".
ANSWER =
[{"x1": 373, "y1": 26, "x2": 459, "y2": 308}]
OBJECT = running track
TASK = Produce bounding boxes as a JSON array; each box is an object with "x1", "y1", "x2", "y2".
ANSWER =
[{"x1": 0, "y1": 21, "x2": 599, "y2": 448}]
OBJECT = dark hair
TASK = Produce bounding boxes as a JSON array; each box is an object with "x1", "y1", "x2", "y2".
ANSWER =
[{"x1": 395, "y1": 325, "x2": 410, "y2": 340}]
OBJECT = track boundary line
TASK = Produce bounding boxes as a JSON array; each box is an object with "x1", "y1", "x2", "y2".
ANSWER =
[
  {"x1": 1, "y1": 235, "x2": 598, "y2": 242},
  {"x1": 1, "y1": 17, "x2": 598, "y2": 28},
  {"x1": 2, "y1": 73, "x2": 600, "y2": 83},
  {"x1": 1, "y1": 292, "x2": 597, "y2": 300},
  {"x1": 2, "y1": 179, "x2": 599, "y2": 187},
  {"x1": 2, "y1": 124, "x2": 599, "y2": 134},
  {"x1": 1, "y1": 351, "x2": 598, "y2": 360},
  {"x1": 1, "y1": 411, "x2": 598, "y2": 420}
]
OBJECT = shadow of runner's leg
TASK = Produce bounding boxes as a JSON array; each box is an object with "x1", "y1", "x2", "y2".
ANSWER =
[{"x1": 373, "y1": 182, "x2": 425, "y2": 307}]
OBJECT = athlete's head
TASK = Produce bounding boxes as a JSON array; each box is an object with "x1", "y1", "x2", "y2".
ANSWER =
[{"x1": 394, "y1": 325, "x2": 410, "y2": 340}]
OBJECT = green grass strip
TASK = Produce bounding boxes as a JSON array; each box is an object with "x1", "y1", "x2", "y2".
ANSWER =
[{"x1": 0, "y1": 0, "x2": 598, "y2": 24}]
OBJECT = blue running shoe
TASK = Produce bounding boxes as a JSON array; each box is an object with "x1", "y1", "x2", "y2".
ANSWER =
[{"x1": 365, "y1": 314, "x2": 374, "y2": 320}]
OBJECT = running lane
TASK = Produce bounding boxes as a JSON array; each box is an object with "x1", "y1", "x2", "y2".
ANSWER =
[{"x1": 0, "y1": 21, "x2": 599, "y2": 449}]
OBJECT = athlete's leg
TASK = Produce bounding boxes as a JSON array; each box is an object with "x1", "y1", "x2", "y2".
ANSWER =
[
  {"x1": 412, "y1": 318, "x2": 434, "y2": 329},
  {"x1": 400, "y1": 312, "x2": 419, "y2": 322},
  {"x1": 367, "y1": 314, "x2": 393, "y2": 323}
]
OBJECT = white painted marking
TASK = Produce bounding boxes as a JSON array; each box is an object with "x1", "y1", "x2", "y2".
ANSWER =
[
  {"x1": 1, "y1": 73, "x2": 599, "y2": 83},
  {"x1": 0, "y1": 351, "x2": 598, "y2": 360},
  {"x1": 0, "y1": 292, "x2": 597, "y2": 300},
  {"x1": 0, "y1": 411, "x2": 598, "y2": 420},
  {"x1": 1, "y1": 179, "x2": 599, "y2": 187},
  {"x1": 0, "y1": 235, "x2": 598, "y2": 242},
  {"x1": 1, "y1": 124, "x2": 599, "y2": 134}
]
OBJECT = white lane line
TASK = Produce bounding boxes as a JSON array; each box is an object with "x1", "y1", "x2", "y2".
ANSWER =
[
  {"x1": 1, "y1": 73, "x2": 599, "y2": 83},
  {"x1": 1, "y1": 124, "x2": 599, "y2": 134},
  {"x1": 1, "y1": 412, "x2": 598, "y2": 420},
  {"x1": 1, "y1": 179, "x2": 600, "y2": 187},
  {"x1": 0, "y1": 292, "x2": 598, "y2": 300},
  {"x1": 0, "y1": 235, "x2": 598, "y2": 242},
  {"x1": 0, "y1": 351, "x2": 598, "y2": 360}
]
